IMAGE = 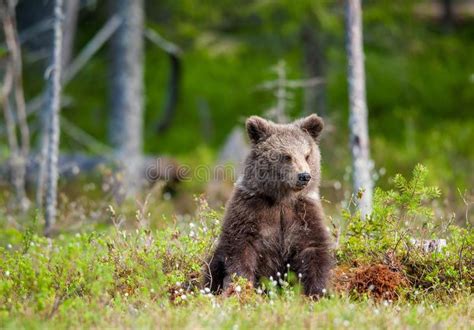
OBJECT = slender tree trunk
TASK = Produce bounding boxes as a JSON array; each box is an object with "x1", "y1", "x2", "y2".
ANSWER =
[
  {"x1": 36, "y1": 15, "x2": 121, "y2": 209},
  {"x1": 441, "y1": 0, "x2": 454, "y2": 29},
  {"x1": 144, "y1": 28, "x2": 183, "y2": 134},
  {"x1": 0, "y1": 65, "x2": 26, "y2": 208},
  {"x1": 345, "y1": 0, "x2": 373, "y2": 217},
  {"x1": 36, "y1": 111, "x2": 48, "y2": 208},
  {"x1": 62, "y1": 0, "x2": 80, "y2": 68},
  {"x1": 155, "y1": 54, "x2": 181, "y2": 133},
  {"x1": 108, "y1": 0, "x2": 144, "y2": 196},
  {"x1": 1, "y1": 0, "x2": 30, "y2": 210},
  {"x1": 301, "y1": 22, "x2": 326, "y2": 116},
  {"x1": 43, "y1": 0, "x2": 63, "y2": 236}
]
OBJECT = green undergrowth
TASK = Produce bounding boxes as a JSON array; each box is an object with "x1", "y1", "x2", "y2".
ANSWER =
[
  {"x1": 0, "y1": 166, "x2": 472, "y2": 329},
  {"x1": 338, "y1": 165, "x2": 473, "y2": 299}
]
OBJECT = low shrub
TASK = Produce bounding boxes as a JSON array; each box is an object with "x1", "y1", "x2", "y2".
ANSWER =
[
  {"x1": 336, "y1": 164, "x2": 473, "y2": 299},
  {"x1": 0, "y1": 165, "x2": 471, "y2": 324}
]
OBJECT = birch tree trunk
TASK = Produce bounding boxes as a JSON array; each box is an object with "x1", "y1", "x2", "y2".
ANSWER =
[
  {"x1": 43, "y1": 0, "x2": 63, "y2": 236},
  {"x1": 345, "y1": 0, "x2": 373, "y2": 217},
  {"x1": 108, "y1": 0, "x2": 144, "y2": 196},
  {"x1": 1, "y1": 0, "x2": 30, "y2": 210}
]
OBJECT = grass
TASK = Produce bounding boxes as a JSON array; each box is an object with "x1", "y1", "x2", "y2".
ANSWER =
[
  {"x1": 2, "y1": 291, "x2": 473, "y2": 329},
  {"x1": 0, "y1": 166, "x2": 472, "y2": 329},
  {"x1": 0, "y1": 221, "x2": 472, "y2": 330}
]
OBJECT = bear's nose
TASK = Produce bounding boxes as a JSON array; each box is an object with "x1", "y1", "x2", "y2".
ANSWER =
[{"x1": 297, "y1": 172, "x2": 311, "y2": 185}]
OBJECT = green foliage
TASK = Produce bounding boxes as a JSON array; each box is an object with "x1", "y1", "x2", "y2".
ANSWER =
[
  {"x1": 0, "y1": 166, "x2": 473, "y2": 327},
  {"x1": 0, "y1": 198, "x2": 221, "y2": 320},
  {"x1": 12, "y1": 1, "x2": 472, "y2": 207},
  {"x1": 339, "y1": 165, "x2": 473, "y2": 296},
  {"x1": 44, "y1": 0, "x2": 473, "y2": 201}
]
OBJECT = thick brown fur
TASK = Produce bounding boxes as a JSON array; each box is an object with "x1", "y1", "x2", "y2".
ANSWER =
[{"x1": 203, "y1": 115, "x2": 333, "y2": 298}]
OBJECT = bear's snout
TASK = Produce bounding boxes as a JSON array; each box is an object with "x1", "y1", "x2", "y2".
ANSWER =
[{"x1": 297, "y1": 172, "x2": 311, "y2": 186}]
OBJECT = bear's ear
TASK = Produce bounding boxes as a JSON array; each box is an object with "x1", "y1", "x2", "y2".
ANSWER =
[
  {"x1": 246, "y1": 116, "x2": 272, "y2": 144},
  {"x1": 299, "y1": 114, "x2": 324, "y2": 141}
]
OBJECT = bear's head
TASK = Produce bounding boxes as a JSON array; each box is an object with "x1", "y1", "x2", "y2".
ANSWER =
[{"x1": 241, "y1": 114, "x2": 324, "y2": 201}]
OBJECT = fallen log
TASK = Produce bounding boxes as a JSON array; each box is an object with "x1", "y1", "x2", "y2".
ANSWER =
[{"x1": 0, "y1": 153, "x2": 184, "y2": 187}]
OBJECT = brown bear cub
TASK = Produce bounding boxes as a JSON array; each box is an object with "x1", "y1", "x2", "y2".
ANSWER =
[{"x1": 203, "y1": 114, "x2": 333, "y2": 298}]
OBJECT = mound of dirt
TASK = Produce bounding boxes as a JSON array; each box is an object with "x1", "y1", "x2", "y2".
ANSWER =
[{"x1": 332, "y1": 264, "x2": 408, "y2": 301}]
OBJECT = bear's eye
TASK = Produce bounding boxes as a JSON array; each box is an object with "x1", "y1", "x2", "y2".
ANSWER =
[
  {"x1": 283, "y1": 154, "x2": 292, "y2": 162},
  {"x1": 305, "y1": 154, "x2": 310, "y2": 161}
]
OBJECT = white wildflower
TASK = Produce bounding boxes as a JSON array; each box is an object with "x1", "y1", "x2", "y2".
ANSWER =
[{"x1": 235, "y1": 285, "x2": 242, "y2": 293}]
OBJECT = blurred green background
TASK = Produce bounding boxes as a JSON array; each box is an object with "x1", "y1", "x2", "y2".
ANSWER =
[{"x1": 16, "y1": 0, "x2": 474, "y2": 207}]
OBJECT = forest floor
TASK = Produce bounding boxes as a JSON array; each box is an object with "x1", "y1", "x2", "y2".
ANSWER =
[
  {"x1": 0, "y1": 166, "x2": 473, "y2": 329},
  {"x1": 0, "y1": 226, "x2": 472, "y2": 330},
  {"x1": 2, "y1": 290, "x2": 473, "y2": 329}
]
